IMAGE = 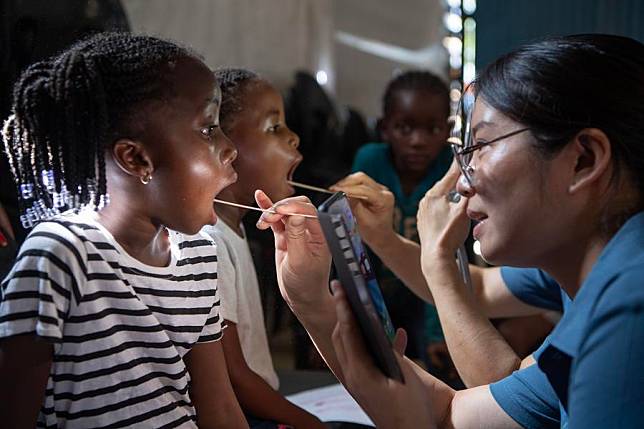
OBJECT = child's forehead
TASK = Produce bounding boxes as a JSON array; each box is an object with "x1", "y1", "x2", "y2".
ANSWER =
[
  {"x1": 386, "y1": 88, "x2": 448, "y2": 118},
  {"x1": 164, "y1": 60, "x2": 218, "y2": 110}
]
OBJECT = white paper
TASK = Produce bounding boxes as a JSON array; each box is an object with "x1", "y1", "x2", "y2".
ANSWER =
[{"x1": 286, "y1": 383, "x2": 375, "y2": 426}]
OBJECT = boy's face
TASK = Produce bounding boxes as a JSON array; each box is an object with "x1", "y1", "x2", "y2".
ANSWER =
[
  {"x1": 380, "y1": 89, "x2": 449, "y2": 178},
  {"x1": 224, "y1": 80, "x2": 302, "y2": 203}
]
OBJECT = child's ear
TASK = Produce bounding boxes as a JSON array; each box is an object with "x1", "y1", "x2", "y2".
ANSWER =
[
  {"x1": 568, "y1": 128, "x2": 612, "y2": 195},
  {"x1": 111, "y1": 139, "x2": 154, "y2": 180}
]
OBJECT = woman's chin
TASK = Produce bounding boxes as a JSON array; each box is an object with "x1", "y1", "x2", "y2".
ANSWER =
[{"x1": 477, "y1": 241, "x2": 502, "y2": 266}]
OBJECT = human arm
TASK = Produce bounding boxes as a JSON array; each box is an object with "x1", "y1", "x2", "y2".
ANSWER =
[
  {"x1": 331, "y1": 172, "x2": 431, "y2": 298},
  {"x1": 254, "y1": 190, "x2": 344, "y2": 382},
  {"x1": 330, "y1": 280, "x2": 521, "y2": 429},
  {"x1": 416, "y1": 163, "x2": 533, "y2": 387},
  {"x1": 221, "y1": 321, "x2": 326, "y2": 428},
  {"x1": 0, "y1": 222, "x2": 80, "y2": 427},
  {"x1": 253, "y1": 189, "x2": 533, "y2": 428},
  {"x1": 333, "y1": 171, "x2": 544, "y2": 386},
  {"x1": 0, "y1": 335, "x2": 52, "y2": 428},
  {"x1": 332, "y1": 173, "x2": 545, "y2": 318},
  {"x1": 184, "y1": 340, "x2": 248, "y2": 428}
]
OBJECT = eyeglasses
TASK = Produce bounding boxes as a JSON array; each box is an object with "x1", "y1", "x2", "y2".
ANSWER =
[{"x1": 447, "y1": 90, "x2": 530, "y2": 185}]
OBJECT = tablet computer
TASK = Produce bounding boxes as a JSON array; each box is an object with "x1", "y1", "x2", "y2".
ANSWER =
[{"x1": 317, "y1": 191, "x2": 404, "y2": 382}]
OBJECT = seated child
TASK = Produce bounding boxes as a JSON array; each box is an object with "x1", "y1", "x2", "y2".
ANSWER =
[
  {"x1": 350, "y1": 70, "x2": 453, "y2": 378},
  {"x1": 202, "y1": 68, "x2": 327, "y2": 429},
  {"x1": 0, "y1": 33, "x2": 247, "y2": 428}
]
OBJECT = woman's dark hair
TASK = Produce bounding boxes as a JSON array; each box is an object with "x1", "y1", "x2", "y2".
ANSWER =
[
  {"x1": 382, "y1": 70, "x2": 449, "y2": 117},
  {"x1": 2, "y1": 32, "x2": 199, "y2": 227},
  {"x1": 213, "y1": 67, "x2": 260, "y2": 134},
  {"x1": 475, "y1": 34, "x2": 644, "y2": 203}
]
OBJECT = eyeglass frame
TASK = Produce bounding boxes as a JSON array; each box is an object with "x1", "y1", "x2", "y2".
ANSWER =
[{"x1": 447, "y1": 98, "x2": 531, "y2": 186}]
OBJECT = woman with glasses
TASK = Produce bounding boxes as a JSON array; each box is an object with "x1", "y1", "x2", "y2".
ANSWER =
[{"x1": 255, "y1": 33, "x2": 644, "y2": 428}]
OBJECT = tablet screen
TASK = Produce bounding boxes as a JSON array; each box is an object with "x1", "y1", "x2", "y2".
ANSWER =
[{"x1": 319, "y1": 193, "x2": 396, "y2": 340}]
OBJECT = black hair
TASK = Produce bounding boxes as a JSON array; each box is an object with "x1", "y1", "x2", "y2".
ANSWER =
[
  {"x1": 2, "y1": 32, "x2": 199, "y2": 228},
  {"x1": 382, "y1": 70, "x2": 449, "y2": 117},
  {"x1": 213, "y1": 67, "x2": 260, "y2": 134},
  {"x1": 475, "y1": 34, "x2": 644, "y2": 207}
]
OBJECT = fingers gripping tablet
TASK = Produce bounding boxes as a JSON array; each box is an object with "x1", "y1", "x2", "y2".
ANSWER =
[{"x1": 318, "y1": 192, "x2": 404, "y2": 382}]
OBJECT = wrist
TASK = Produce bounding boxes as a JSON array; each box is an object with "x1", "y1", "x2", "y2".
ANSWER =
[
  {"x1": 285, "y1": 282, "x2": 334, "y2": 316},
  {"x1": 365, "y1": 227, "x2": 399, "y2": 251},
  {"x1": 421, "y1": 248, "x2": 459, "y2": 280}
]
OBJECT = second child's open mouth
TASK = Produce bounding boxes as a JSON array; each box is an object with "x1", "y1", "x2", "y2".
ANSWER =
[{"x1": 287, "y1": 158, "x2": 301, "y2": 182}]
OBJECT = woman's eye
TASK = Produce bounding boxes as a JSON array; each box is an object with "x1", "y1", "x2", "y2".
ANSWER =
[
  {"x1": 268, "y1": 124, "x2": 280, "y2": 133},
  {"x1": 475, "y1": 141, "x2": 491, "y2": 154}
]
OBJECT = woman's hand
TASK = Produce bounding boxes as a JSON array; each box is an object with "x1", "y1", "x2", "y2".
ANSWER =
[
  {"x1": 330, "y1": 280, "x2": 436, "y2": 429},
  {"x1": 255, "y1": 190, "x2": 331, "y2": 308},
  {"x1": 330, "y1": 172, "x2": 396, "y2": 247},
  {"x1": 417, "y1": 162, "x2": 469, "y2": 266}
]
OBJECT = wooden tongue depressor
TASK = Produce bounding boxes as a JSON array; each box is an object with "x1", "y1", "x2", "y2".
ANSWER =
[
  {"x1": 213, "y1": 199, "x2": 318, "y2": 219},
  {"x1": 287, "y1": 180, "x2": 369, "y2": 201}
]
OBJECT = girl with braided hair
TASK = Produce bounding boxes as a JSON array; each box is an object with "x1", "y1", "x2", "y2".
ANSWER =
[
  {"x1": 0, "y1": 33, "x2": 247, "y2": 428},
  {"x1": 202, "y1": 68, "x2": 327, "y2": 428}
]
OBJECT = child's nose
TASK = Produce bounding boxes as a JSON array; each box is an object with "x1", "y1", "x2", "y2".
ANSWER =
[
  {"x1": 409, "y1": 130, "x2": 429, "y2": 146},
  {"x1": 288, "y1": 129, "x2": 300, "y2": 149}
]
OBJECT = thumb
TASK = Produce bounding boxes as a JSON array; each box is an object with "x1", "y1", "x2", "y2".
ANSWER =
[
  {"x1": 284, "y1": 212, "x2": 308, "y2": 241},
  {"x1": 393, "y1": 328, "x2": 408, "y2": 355}
]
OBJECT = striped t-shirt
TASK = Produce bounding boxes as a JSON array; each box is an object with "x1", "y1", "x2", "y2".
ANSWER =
[{"x1": 0, "y1": 211, "x2": 223, "y2": 428}]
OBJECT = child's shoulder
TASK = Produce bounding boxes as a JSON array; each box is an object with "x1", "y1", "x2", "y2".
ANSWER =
[
  {"x1": 352, "y1": 142, "x2": 395, "y2": 177},
  {"x1": 355, "y1": 142, "x2": 390, "y2": 160},
  {"x1": 26, "y1": 210, "x2": 99, "y2": 251}
]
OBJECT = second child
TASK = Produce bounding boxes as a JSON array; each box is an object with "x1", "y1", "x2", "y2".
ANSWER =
[{"x1": 202, "y1": 68, "x2": 327, "y2": 429}]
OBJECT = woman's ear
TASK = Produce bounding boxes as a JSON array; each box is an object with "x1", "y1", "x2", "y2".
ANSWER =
[
  {"x1": 568, "y1": 128, "x2": 612, "y2": 194},
  {"x1": 111, "y1": 139, "x2": 154, "y2": 180}
]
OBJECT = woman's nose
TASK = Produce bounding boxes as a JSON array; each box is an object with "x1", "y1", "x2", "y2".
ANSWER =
[{"x1": 455, "y1": 171, "x2": 475, "y2": 197}]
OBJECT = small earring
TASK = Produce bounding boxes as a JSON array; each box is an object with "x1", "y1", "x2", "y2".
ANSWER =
[{"x1": 140, "y1": 172, "x2": 152, "y2": 185}]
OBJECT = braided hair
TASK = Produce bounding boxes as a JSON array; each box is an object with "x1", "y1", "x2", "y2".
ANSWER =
[
  {"x1": 2, "y1": 32, "x2": 198, "y2": 228},
  {"x1": 382, "y1": 70, "x2": 449, "y2": 117},
  {"x1": 213, "y1": 67, "x2": 259, "y2": 134}
]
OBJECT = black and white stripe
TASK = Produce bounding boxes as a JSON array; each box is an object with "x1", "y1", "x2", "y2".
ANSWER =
[{"x1": 0, "y1": 211, "x2": 222, "y2": 428}]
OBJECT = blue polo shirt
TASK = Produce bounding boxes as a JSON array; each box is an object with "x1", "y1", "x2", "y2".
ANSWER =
[
  {"x1": 500, "y1": 266, "x2": 570, "y2": 313},
  {"x1": 491, "y1": 211, "x2": 644, "y2": 428}
]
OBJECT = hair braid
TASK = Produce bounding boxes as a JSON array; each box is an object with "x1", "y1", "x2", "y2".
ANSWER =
[{"x1": 2, "y1": 32, "x2": 199, "y2": 228}]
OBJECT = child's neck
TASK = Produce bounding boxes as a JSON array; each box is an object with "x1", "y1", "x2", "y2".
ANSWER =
[{"x1": 96, "y1": 206, "x2": 172, "y2": 267}]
